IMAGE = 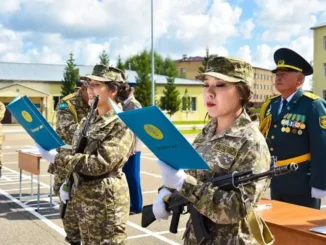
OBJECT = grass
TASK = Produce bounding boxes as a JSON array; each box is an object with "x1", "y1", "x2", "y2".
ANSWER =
[
  {"x1": 179, "y1": 129, "x2": 202, "y2": 134},
  {"x1": 173, "y1": 120, "x2": 205, "y2": 125}
]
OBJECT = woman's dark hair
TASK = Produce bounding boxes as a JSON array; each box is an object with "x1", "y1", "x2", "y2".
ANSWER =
[
  {"x1": 234, "y1": 82, "x2": 258, "y2": 121},
  {"x1": 105, "y1": 82, "x2": 132, "y2": 103}
]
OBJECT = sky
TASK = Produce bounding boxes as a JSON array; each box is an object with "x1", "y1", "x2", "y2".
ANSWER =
[{"x1": 0, "y1": 0, "x2": 325, "y2": 75}]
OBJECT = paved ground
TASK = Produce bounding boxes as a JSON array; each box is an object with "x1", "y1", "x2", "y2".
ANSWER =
[{"x1": 0, "y1": 128, "x2": 325, "y2": 244}]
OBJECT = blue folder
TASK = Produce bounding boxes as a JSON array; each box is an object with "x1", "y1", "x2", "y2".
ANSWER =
[
  {"x1": 109, "y1": 99, "x2": 210, "y2": 170},
  {"x1": 6, "y1": 96, "x2": 64, "y2": 150}
]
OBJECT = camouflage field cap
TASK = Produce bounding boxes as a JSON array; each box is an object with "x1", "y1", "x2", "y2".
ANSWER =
[
  {"x1": 81, "y1": 64, "x2": 126, "y2": 83},
  {"x1": 196, "y1": 55, "x2": 253, "y2": 85}
]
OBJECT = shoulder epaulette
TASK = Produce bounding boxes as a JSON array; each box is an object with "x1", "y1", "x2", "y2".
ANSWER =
[
  {"x1": 303, "y1": 92, "x2": 319, "y2": 100},
  {"x1": 61, "y1": 92, "x2": 77, "y2": 102},
  {"x1": 269, "y1": 95, "x2": 281, "y2": 101}
]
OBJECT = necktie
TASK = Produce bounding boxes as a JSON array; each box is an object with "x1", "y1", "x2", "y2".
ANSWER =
[{"x1": 281, "y1": 100, "x2": 288, "y2": 113}]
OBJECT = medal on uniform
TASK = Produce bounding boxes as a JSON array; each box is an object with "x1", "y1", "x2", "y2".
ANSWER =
[
  {"x1": 281, "y1": 127, "x2": 285, "y2": 132},
  {"x1": 285, "y1": 127, "x2": 290, "y2": 133},
  {"x1": 292, "y1": 128, "x2": 297, "y2": 134},
  {"x1": 298, "y1": 130, "x2": 303, "y2": 135}
]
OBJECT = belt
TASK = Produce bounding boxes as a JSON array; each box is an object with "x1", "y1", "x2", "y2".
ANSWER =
[
  {"x1": 276, "y1": 153, "x2": 311, "y2": 166},
  {"x1": 80, "y1": 170, "x2": 120, "y2": 182}
]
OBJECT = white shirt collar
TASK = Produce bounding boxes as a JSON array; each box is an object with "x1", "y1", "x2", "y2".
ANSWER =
[{"x1": 282, "y1": 90, "x2": 297, "y2": 103}]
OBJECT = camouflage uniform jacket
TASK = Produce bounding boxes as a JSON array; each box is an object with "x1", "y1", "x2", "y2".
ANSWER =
[
  {"x1": 55, "y1": 111, "x2": 135, "y2": 244},
  {"x1": 0, "y1": 101, "x2": 5, "y2": 168},
  {"x1": 48, "y1": 90, "x2": 89, "y2": 176},
  {"x1": 179, "y1": 112, "x2": 271, "y2": 245}
]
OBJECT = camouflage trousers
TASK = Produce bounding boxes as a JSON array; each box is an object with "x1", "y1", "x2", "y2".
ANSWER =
[
  {"x1": 182, "y1": 218, "x2": 260, "y2": 245},
  {"x1": 70, "y1": 173, "x2": 130, "y2": 245},
  {"x1": 63, "y1": 198, "x2": 81, "y2": 244},
  {"x1": 48, "y1": 164, "x2": 80, "y2": 243}
]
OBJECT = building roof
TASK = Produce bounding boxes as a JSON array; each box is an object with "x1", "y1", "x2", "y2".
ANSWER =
[
  {"x1": 175, "y1": 56, "x2": 204, "y2": 62},
  {"x1": 310, "y1": 22, "x2": 326, "y2": 30},
  {"x1": 0, "y1": 62, "x2": 202, "y2": 85}
]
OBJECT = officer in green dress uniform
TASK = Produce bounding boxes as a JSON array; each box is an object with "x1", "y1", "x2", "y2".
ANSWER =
[{"x1": 259, "y1": 47, "x2": 326, "y2": 209}]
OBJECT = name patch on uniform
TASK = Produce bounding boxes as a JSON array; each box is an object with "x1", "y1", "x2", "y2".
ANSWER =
[
  {"x1": 58, "y1": 102, "x2": 68, "y2": 110},
  {"x1": 319, "y1": 116, "x2": 326, "y2": 129}
]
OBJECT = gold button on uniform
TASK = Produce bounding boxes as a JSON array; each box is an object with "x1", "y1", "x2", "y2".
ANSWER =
[
  {"x1": 271, "y1": 136, "x2": 275, "y2": 139},
  {"x1": 274, "y1": 124, "x2": 277, "y2": 128},
  {"x1": 270, "y1": 148, "x2": 274, "y2": 151}
]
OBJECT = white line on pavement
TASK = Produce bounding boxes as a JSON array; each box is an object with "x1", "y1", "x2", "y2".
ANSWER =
[
  {"x1": 1, "y1": 166, "x2": 179, "y2": 244},
  {"x1": 127, "y1": 228, "x2": 186, "y2": 240},
  {"x1": 0, "y1": 189, "x2": 66, "y2": 236},
  {"x1": 140, "y1": 171, "x2": 161, "y2": 178},
  {"x1": 127, "y1": 221, "x2": 181, "y2": 245},
  {"x1": 141, "y1": 156, "x2": 157, "y2": 161}
]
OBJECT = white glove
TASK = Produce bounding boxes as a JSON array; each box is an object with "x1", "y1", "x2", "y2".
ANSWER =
[
  {"x1": 157, "y1": 160, "x2": 187, "y2": 191},
  {"x1": 311, "y1": 187, "x2": 326, "y2": 199},
  {"x1": 59, "y1": 181, "x2": 70, "y2": 204},
  {"x1": 35, "y1": 143, "x2": 58, "y2": 164},
  {"x1": 153, "y1": 188, "x2": 172, "y2": 221}
]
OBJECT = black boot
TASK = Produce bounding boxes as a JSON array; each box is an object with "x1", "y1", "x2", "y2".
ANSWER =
[{"x1": 69, "y1": 242, "x2": 81, "y2": 245}]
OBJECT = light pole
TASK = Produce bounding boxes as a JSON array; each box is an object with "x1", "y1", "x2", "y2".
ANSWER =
[{"x1": 151, "y1": 0, "x2": 155, "y2": 105}]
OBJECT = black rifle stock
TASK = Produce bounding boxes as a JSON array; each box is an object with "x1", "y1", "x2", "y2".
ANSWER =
[
  {"x1": 141, "y1": 163, "x2": 298, "y2": 243},
  {"x1": 59, "y1": 95, "x2": 99, "y2": 219}
]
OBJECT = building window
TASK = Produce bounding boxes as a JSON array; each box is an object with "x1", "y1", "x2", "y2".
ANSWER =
[
  {"x1": 323, "y1": 90, "x2": 326, "y2": 100},
  {"x1": 180, "y1": 68, "x2": 186, "y2": 77},
  {"x1": 324, "y1": 64, "x2": 326, "y2": 77},
  {"x1": 181, "y1": 96, "x2": 191, "y2": 111},
  {"x1": 324, "y1": 36, "x2": 326, "y2": 50},
  {"x1": 191, "y1": 97, "x2": 197, "y2": 111},
  {"x1": 53, "y1": 96, "x2": 61, "y2": 110}
]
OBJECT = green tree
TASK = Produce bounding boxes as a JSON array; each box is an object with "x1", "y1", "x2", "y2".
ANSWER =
[
  {"x1": 116, "y1": 55, "x2": 125, "y2": 72},
  {"x1": 198, "y1": 47, "x2": 211, "y2": 73},
  {"x1": 160, "y1": 68, "x2": 181, "y2": 118},
  {"x1": 181, "y1": 88, "x2": 191, "y2": 118},
  {"x1": 133, "y1": 50, "x2": 152, "y2": 107},
  {"x1": 99, "y1": 50, "x2": 110, "y2": 66},
  {"x1": 125, "y1": 50, "x2": 178, "y2": 77},
  {"x1": 61, "y1": 52, "x2": 79, "y2": 97},
  {"x1": 125, "y1": 50, "x2": 180, "y2": 106}
]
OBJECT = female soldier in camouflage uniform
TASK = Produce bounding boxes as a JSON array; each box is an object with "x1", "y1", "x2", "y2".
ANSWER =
[
  {"x1": 37, "y1": 65, "x2": 135, "y2": 245},
  {"x1": 153, "y1": 56, "x2": 272, "y2": 245}
]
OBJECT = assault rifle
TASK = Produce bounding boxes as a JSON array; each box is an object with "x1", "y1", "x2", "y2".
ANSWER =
[
  {"x1": 142, "y1": 163, "x2": 298, "y2": 244},
  {"x1": 60, "y1": 95, "x2": 99, "y2": 219}
]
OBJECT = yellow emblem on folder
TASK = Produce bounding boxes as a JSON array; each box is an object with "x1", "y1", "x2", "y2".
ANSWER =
[
  {"x1": 144, "y1": 124, "x2": 163, "y2": 140},
  {"x1": 21, "y1": 110, "x2": 33, "y2": 123},
  {"x1": 319, "y1": 116, "x2": 326, "y2": 129}
]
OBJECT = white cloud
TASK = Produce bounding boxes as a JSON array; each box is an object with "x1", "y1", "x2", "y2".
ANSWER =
[
  {"x1": 255, "y1": 0, "x2": 326, "y2": 42},
  {"x1": 0, "y1": 0, "x2": 23, "y2": 14},
  {"x1": 0, "y1": 0, "x2": 245, "y2": 65},
  {"x1": 239, "y1": 19, "x2": 255, "y2": 39},
  {"x1": 236, "y1": 45, "x2": 252, "y2": 63}
]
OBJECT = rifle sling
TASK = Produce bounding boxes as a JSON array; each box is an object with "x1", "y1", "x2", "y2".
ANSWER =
[{"x1": 245, "y1": 211, "x2": 275, "y2": 245}]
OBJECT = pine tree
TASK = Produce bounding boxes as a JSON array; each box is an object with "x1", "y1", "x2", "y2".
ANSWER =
[
  {"x1": 160, "y1": 68, "x2": 181, "y2": 118},
  {"x1": 198, "y1": 47, "x2": 211, "y2": 73},
  {"x1": 134, "y1": 50, "x2": 152, "y2": 107},
  {"x1": 99, "y1": 50, "x2": 110, "y2": 66},
  {"x1": 61, "y1": 52, "x2": 79, "y2": 97},
  {"x1": 116, "y1": 55, "x2": 125, "y2": 72},
  {"x1": 182, "y1": 88, "x2": 191, "y2": 118}
]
